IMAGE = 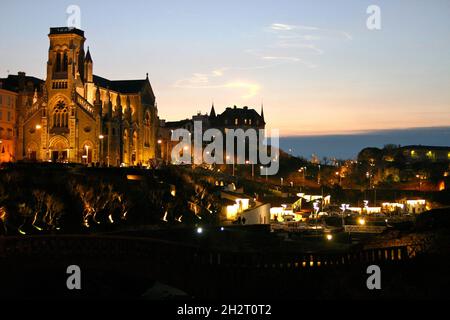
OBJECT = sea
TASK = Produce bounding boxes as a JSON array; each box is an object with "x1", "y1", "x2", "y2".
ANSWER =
[{"x1": 279, "y1": 126, "x2": 450, "y2": 160}]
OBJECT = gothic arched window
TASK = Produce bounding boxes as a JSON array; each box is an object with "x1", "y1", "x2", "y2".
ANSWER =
[
  {"x1": 55, "y1": 53, "x2": 61, "y2": 72},
  {"x1": 62, "y1": 52, "x2": 68, "y2": 72},
  {"x1": 53, "y1": 101, "x2": 68, "y2": 128}
]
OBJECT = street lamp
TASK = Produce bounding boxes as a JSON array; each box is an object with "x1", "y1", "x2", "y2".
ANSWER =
[
  {"x1": 298, "y1": 167, "x2": 307, "y2": 187},
  {"x1": 99, "y1": 135, "x2": 104, "y2": 165},
  {"x1": 260, "y1": 165, "x2": 267, "y2": 182},
  {"x1": 318, "y1": 164, "x2": 321, "y2": 185},
  {"x1": 35, "y1": 124, "x2": 49, "y2": 161},
  {"x1": 313, "y1": 201, "x2": 320, "y2": 230},
  {"x1": 226, "y1": 155, "x2": 235, "y2": 176},
  {"x1": 85, "y1": 145, "x2": 90, "y2": 165},
  {"x1": 157, "y1": 139, "x2": 163, "y2": 162},
  {"x1": 245, "y1": 160, "x2": 254, "y2": 179},
  {"x1": 340, "y1": 203, "x2": 349, "y2": 228}
]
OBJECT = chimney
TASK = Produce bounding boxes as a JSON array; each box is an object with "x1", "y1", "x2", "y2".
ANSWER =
[{"x1": 18, "y1": 71, "x2": 26, "y2": 90}]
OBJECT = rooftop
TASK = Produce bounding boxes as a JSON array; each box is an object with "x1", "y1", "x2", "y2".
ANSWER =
[
  {"x1": 93, "y1": 75, "x2": 148, "y2": 94},
  {"x1": 49, "y1": 27, "x2": 85, "y2": 37}
]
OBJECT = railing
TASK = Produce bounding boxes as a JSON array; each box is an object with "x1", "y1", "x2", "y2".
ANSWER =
[
  {"x1": 76, "y1": 93, "x2": 95, "y2": 116},
  {"x1": 0, "y1": 235, "x2": 416, "y2": 270},
  {"x1": 344, "y1": 225, "x2": 387, "y2": 234}
]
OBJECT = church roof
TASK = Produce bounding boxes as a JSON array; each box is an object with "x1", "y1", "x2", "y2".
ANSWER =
[
  {"x1": 93, "y1": 75, "x2": 148, "y2": 94},
  {"x1": 214, "y1": 106, "x2": 265, "y2": 125}
]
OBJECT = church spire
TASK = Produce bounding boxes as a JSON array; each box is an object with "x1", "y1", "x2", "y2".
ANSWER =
[
  {"x1": 85, "y1": 46, "x2": 92, "y2": 63},
  {"x1": 260, "y1": 101, "x2": 264, "y2": 121},
  {"x1": 210, "y1": 101, "x2": 216, "y2": 118},
  {"x1": 84, "y1": 46, "x2": 93, "y2": 82},
  {"x1": 94, "y1": 86, "x2": 102, "y2": 115}
]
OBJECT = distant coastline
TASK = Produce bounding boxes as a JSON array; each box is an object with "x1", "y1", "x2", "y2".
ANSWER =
[{"x1": 279, "y1": 126, "x2": 450, "y2": 160}]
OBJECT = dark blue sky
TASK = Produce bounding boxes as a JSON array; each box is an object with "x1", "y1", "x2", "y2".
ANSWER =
[
  {"x1": 280, "y1": 126, "x2": 450, "y2": 160},
  {"x1": 1, "y1": 0, "x2": 449, "y2": 135}
]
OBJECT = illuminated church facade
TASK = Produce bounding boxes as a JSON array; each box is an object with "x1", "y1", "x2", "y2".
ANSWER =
[{"x1": 8, "y1": 27, "x2": 158, "y2": 166}]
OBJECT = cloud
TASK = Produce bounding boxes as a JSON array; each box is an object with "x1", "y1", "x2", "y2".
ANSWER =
[
  {"x1": 173, "y1": 22, "x2": 350, "y2": 98},
  {"x1": 174, "y1": 68, "x2": 260, "y2": 98},
  {"x1": 270, "y1": 23, "x2": 296, "y2": 31},
  {"x1": 261, "y1": 56, "x2": 317, "y2": 68},
  {"x1": 245, "y1": 22, "x2": 353, "y2": 69},
  {"x1": 269, "y1": 23, "x2": 352, "y2": 40}
]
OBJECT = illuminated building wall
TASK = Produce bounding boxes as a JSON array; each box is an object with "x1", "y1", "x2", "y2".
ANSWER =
[
  {"x1": 1, "y1": 27, "x2": 158, "y2": 166},
  {"x1": 0, "y1": 88, "x2": 17, "y2": 163}
]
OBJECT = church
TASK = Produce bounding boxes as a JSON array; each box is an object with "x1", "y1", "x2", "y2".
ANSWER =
[{"x1": 1, "y1": 27, "x2": 158, "y2": 166}]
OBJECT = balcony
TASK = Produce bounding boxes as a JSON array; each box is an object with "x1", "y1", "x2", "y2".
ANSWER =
[{"x1": 52, "y1": 80, "x2": 68, "y2": 89}]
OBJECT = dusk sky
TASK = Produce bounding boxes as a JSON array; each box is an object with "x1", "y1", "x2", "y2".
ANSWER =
[{"x1": 1, "y1": 0, "x2": 449, "y2": 136}]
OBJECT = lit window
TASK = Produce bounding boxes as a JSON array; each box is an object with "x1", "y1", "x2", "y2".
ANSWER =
[{"x1": 235, "y1": 118, "x2": 238, "y2": 125}]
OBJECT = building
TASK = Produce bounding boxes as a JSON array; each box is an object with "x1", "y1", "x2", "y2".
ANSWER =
[
  {"x1": 159, "y1": 104, "x2": 266, "y2": 164},
  {"x1": 209, "y1": 104, "x2": 265, "y2": 133},
  {"x1": 0, "y1": 27, "x2": 158, "y2": 166},
  {"x1": 0, "y1": 88, "x2": 18, "y2": 162},
  {"x1": 400, "y1": 146, "x2": 450, "y2": 163}
]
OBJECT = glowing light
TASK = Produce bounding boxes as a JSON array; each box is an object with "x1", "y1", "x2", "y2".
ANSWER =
[
  {"x1": 35, "y1": 124, "x2": 42, "y2": 130},
  {"x1": 99, "y1": 134, "x2": 104, "y2": 139},
  {"x1": 126, "y1": 175, "x2": 143, "y2": 181},
  {"x1": 358, "y1": 218, "x2": 366, "y2": 225},
  {"x1": 197, "y1": 227, "x2": 203, "y2": 234},
  {"x1": 326, "y1": 234, "x2": 333, "y2": 241},
  {"x1": 220, "y1": 227, "x2": 224, "y2": 231},
  {"x1": 226, "y1": 204, "x2": 239, "y2": 220},
  {"x1": 108, "y1": 214, "x2": 114, "y2": 224}
]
